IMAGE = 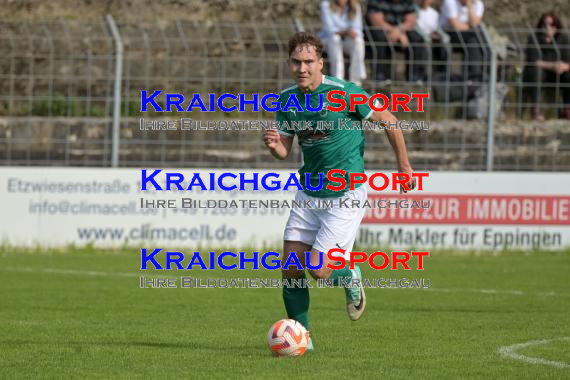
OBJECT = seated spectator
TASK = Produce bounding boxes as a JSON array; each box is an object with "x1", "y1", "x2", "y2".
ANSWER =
[
  {"x1": 366, "y1": 0, "x2": 429, "y2": 84},
  {"x1": 416, "y1": 0, "x2": 438, "y2": 38},
  {"x1": 416, "y1": 0, "x2": 448, "y2": 76},
  {"x1": 524, "y1": 11, "x2": 570, "y2": 120},
  {"x1": 440, "y1": 0, "x2": 488, "y2": 82},
  {"x1": 319, "y1": 0, "x2": 366, "y2": 86}
]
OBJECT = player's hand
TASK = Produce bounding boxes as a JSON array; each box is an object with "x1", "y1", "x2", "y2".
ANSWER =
[
  {"x1": 398, "y1": 165, "x2": 417, "y2": 194},
  {"x1": 263, "y1": 129, "x2": 281, "y2": 150}
]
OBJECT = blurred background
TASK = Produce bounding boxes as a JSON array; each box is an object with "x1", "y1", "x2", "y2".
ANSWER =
[
  {"x1": 0, "y1": 0, "x2": 569, "y2": 250},
  {"x1": 0, "y1": 0, "x2": 569, "y2": 171},
  {"x1": 0, "y1": 4, "x2": 569, "y2": 378}
]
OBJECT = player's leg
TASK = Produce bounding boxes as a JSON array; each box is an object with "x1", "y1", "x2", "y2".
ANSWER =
[
  {"x1": 281, "y1": 240, "x2": 310, "y2": 330},
  {"x1": 307, "y1": 243, "x2": 366, "y2": 322},
  {"x1": 309, "y1": 186, "x2": 367, "y2": 321},
  {"x1": 306, "y1": 247, "x2": 354, "y2": 285},
  {"x1": 281, "y1": 240, "x2": 314, "y2": 351},
  {"x1": 281, "y1": 191, "x2": 320, "y2": 332}
]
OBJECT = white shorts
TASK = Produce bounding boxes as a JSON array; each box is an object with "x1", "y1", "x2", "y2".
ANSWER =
[{"x1": 283, "y1": 186, "x2": 367, "y2": 258}]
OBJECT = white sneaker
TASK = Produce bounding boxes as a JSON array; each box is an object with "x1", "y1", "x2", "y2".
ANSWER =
[{"x1": 346, "y1": 265, "x2": 366, "y2": 321}]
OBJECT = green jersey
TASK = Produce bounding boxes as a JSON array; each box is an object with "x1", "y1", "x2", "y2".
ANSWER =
[{"x1": 276, "y1": 75, "x2": 376, "y2": 198}]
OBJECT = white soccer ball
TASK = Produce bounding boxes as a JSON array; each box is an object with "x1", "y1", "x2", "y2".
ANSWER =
[{"x1": 267, "y1": 319, "x2": 309, "y2": 357}]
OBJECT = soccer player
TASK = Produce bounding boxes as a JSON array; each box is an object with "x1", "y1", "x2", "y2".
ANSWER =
[{"x1": 263, "y1": 32, "x2": 417, "y2": 350}]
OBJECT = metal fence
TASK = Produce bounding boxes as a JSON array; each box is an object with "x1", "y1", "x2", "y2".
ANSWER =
[{"x1": 0, "y1": 18, "x2": 569, "y2": 170}]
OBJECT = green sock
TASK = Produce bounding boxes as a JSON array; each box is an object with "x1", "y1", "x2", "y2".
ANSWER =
[
  {"x1": 282, "y1": 273, "x2": 310, "y2": 330},
  {"x1": 328, "y1": 264, "x2": 353, "y2": 286}
]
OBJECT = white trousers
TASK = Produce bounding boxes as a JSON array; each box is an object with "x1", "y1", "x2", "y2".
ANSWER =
[
  {"x1": 283, "y1": 186, "x2": 367, "y2": 259},
  {"x1": 325, "y1": 35, "x2": 367, "y2": 83}
]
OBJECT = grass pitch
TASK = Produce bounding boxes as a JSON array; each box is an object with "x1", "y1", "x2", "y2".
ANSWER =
[{"x1": 1, "y1": 247, "x2": 569, "y2": 379}]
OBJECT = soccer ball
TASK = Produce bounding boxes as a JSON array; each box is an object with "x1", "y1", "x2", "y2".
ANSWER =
[{"x1": 267, "y1": 319, "x2": 310, "y2": 357}]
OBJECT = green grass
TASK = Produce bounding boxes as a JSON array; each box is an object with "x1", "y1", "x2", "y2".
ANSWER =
[
  {"x1": 519, "y1": 339, "x2": 570, "y2": 365},
  {"x1": 0, "y1": 247, "x2": 569, "y2": 379}
]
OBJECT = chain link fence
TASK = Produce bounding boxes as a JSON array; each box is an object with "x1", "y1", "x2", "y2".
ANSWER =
[{"x1": 0, "y1": 18, "x2": 569, "y2": 170}]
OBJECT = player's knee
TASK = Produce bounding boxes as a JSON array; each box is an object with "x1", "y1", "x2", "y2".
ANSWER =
[
  {"x1": 282, "y1": 267, "x2": 304, "y2": 279},
  {"x1": 307, "y1": 267, "x2": 329, "y2": 280}
]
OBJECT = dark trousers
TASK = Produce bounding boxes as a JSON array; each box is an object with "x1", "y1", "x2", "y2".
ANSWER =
[
  {"x1": 369, "y1": 29, "x2": 429, "y2": 81},
  {"x1": 444, "y1": 28, "x2": 490, "y2": 82},
  {"x1": 430, "y1": 38, "x2": 451, "y2": 77},
  {"x1": 524, "y1": 66, "x2": 570, "y2": 107}
]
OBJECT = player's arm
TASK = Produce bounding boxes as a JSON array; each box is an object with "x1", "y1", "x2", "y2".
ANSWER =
[
  {"x1": 369, "y1": 110, "x2": 417, "y2": 193},
  {"x1": 347, "y1": 84, "x2": 416, "y2": 192},
  {"x1": 264, "y1": 130, "x2": 293, "y2": 160}
]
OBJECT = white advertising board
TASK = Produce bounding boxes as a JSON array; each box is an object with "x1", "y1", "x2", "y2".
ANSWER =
[{"x1": 0, "y1": 168, "x2": 568, "y2": 250}]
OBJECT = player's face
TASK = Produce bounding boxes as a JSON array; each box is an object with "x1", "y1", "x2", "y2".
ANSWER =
[{"x1": 288, "y1": 44, "x2": 323, "y2": 92}]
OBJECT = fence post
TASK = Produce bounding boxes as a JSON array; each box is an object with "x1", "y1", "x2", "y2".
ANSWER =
[
  {"x1": 486, "y1": 39, "x2": 497, "y2": 171},
  {"x1": 106, "y1": 15, "x2": 123, "y2": 168}
]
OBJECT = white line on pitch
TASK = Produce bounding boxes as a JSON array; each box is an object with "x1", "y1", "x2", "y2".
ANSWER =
[
  {"x1": 0, "y1": 266, "x2": 174, "y2": 279},
  {"x1": 498, "y1": 337, "x2": 570, "y2": 369},
  {"x1": 0, "y1": 266, "x2": 569, "y2": 298}
]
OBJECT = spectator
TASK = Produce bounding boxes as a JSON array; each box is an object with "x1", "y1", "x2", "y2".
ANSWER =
[
  {"x1": 416, "y1": 0, "x2": 439, "y2": 38},
  {"x1": 524, "y1": 11, "x2": 570, "y2": 120},
  {"x1": 415, "y1": 0, "x2": 448, "y2": 76},
  {"x1": 319, "y1": 0, "x2": 367, "y2": 86},
  {"x1": 440, "y1": 0, "x2": 488, "y2": 82},
  {"x1": 366, "y1": 0, "x2": 429, "y2": 84}
]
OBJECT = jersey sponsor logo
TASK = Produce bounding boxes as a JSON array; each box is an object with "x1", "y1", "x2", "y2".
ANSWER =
[
  {"x1": 319, "y1": 102, "x2": 329, "y2": 117},
  {"x1": 297, "y1": 123, "x2": 329, "y2": 146}
]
